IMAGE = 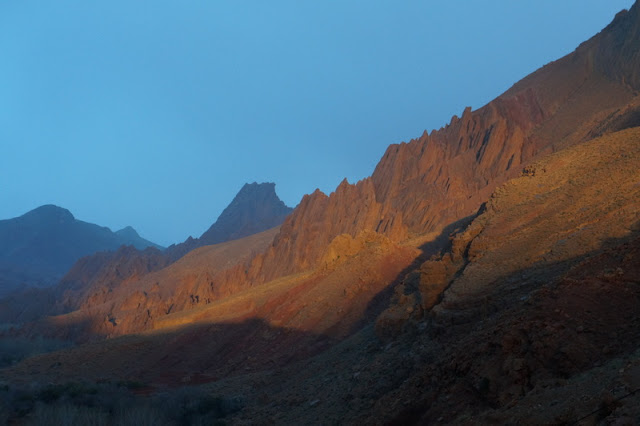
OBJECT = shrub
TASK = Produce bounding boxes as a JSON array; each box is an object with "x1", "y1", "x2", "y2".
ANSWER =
[
  {"x1": 3, "y1": 380, "x2": 243, "y2": 425},
  {"x1": 0, "y1": 399, "x2": 9, "y2": 425},
  {"x1": 0, "y1": 336, "x2": 72, "y2": 368},
  {"x1": 25, "y1": 402, "x2": 109, "y2": 426},
  {"x1": 113, "y1": 403, "x2": 172, "y2": 426},
  {"x1": 155, "y1": 387, "x2": 243, "y2": 425},
  {"x1": 116, "y1": 380, "x2": 147, "y2": 390},
  {"x1": 37, "y1": 382, "x2": 98, "y2": 404}
]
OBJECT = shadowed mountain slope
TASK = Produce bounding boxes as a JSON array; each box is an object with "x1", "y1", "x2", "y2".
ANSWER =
[
  {"x1": 0, "y1": 205, "x2": 161, "y2": 296},
  {"x1": 361, "y1": 126, "x2": 640, "y2": 425}
]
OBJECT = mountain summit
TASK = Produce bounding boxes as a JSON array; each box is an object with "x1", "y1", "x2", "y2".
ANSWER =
[
  {"x1": 19, "y1": 204, "x2": 76, "y2": 224},
  {"x1": 166, "y1": 182, "x2": 293, "y2": 259},
  {"x1": 199, "y1": 182, "x2": 293, "y2": 246}
]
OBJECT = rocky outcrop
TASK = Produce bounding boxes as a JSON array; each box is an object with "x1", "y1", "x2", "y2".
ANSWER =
[
  {"x1": 55, "y1": 245, "x2": 171, "y2": 314},
  {"x1": 377, "y1": 126, "x2": 640, "y2": 337}
]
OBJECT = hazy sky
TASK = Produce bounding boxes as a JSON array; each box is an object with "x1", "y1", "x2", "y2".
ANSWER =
[{"x1": 0, "y1": 1, "x2": 633, "y2": 246}]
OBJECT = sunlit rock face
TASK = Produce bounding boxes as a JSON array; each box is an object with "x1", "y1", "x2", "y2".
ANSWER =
[{"x1": 241, "y1": 2, "x2": 640, "y2": 287}]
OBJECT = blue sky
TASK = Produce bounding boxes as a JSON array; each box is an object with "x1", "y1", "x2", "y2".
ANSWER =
[{"x1": 0, "y1": 1, "x2": 633, "y2": 246}]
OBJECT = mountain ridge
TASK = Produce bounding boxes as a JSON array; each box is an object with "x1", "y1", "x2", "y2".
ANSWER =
[
  {"x1": 206, "y1": 0, "x2": 640, "y2": 292},
  {"x1": 0, "y1": 205, "x2": 162, "y2": 297},
  {"x1": 4, "y1": 124, "x2": 639, "y2": 423},
  {"x1": 12, "y1": 2, "x2": 640, "y2": 340},
  {"x1": 1, "y1": 4, "x2": 640, "y2": 424},
  {"x1": 0, "y1": 182, "x2": 294, "y2": 327}
]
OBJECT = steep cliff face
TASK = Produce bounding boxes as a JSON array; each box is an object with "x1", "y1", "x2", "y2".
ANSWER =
[
  {"x1": 377, "y1": 126, "x2": 640, "y2": 339},
  {"x1": 241, "y1": 2, "x2": 640, "y2": 286}
]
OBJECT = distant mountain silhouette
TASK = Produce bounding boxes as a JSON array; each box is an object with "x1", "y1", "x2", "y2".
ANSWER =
[
  {"x1": 0, "y1": 205, "x2": 161, "y2": 296},
  {"x1": 166, "y1": 182, "x2": 292, "y2": 259}
]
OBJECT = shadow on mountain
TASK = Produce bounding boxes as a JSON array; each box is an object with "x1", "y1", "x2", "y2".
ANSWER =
[
  {"x1": 348, "y1": 213, "x2": 479, "y2": 336},
  {"x1": 379, "y1": 226, "x2": 640, "y2": 424},
  {"x1": 1, "y1": 228, "x2": 638, "y2": 425},
  {"x1": 0, "y1": 317, "x2": 337, "y2": 389},
  {"x1": 433, "y1": 221, "x2": 640, "y2": 325},
  {"x1": 0, "y1": 285, "x2": 58, "y2": 324}
]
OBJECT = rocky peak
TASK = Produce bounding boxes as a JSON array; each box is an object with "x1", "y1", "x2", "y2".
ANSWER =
[
  {"x1": 166, "y1": 182, "x2": 293, "y2": 260},
  {"x1": 199, "y1": 182, "x2": 293, "y2": 246}
]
